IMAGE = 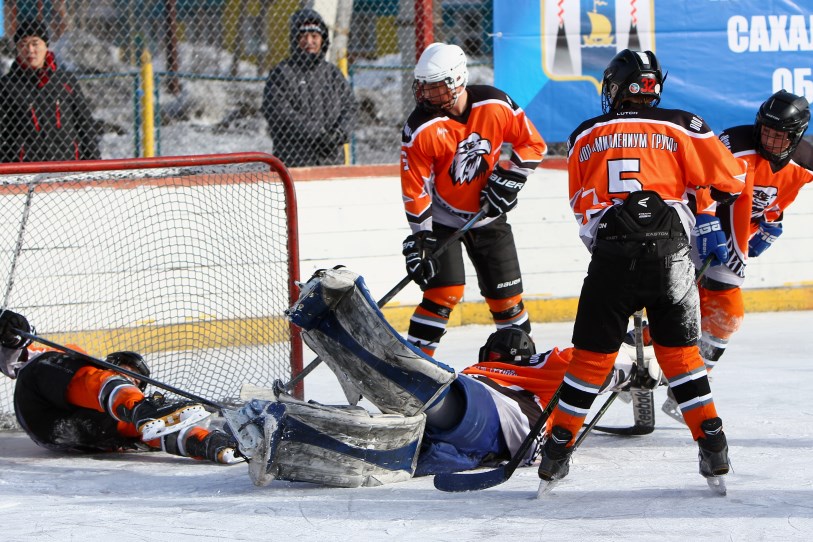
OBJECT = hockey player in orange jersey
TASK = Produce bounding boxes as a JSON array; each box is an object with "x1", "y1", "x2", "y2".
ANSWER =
[
  {"x1": 537, "y1": 50, "x2": 747, "y2": 488},
  {"x1": 0, "y1": 310, "x2": 241, "y2": 464},
  {"x1": 692, "y1": 91, "x2": 812, "y2": 380},
  {"x1": 399, "y1": 43, "x2": 547, "y2": 357}
]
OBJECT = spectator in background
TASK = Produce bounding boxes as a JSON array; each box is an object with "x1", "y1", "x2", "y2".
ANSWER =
[
  {"x1": 262, "y1": 8, "x2": 358, "y2": 167},
  {"x1": 0, "y1": 19, "x2": 100, "y2": 162}
]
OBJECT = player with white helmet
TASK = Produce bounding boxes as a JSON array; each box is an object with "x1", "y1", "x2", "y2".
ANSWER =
[{"x1": 400, "y1": 43, "x2": 547, "y2": 358}]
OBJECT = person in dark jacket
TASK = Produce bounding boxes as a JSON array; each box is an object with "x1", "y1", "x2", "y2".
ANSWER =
[
  {"x1": 262, "y1": 9, "x2": 358, "y2": 167},
  {"x1": 0, "y1": 19, "x2": 100, "y2": 162}
]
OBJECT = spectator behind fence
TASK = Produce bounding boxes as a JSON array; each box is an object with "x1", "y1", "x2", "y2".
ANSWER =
[
  {"x1": 0, "y1": 19, "x2": 100, "y2": 163},
  {"x1": 262, "y1": 8, "x2": 358, "y2": 167}
]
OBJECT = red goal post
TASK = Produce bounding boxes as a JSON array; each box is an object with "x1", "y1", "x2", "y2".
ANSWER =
[{"x1": 0, "y1": 153, "x2": 302, "y2": 428}]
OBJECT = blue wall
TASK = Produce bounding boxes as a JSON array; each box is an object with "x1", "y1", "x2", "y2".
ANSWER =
[{"x1": 495, "y1": 1, "x2": 813, "y2": 142}]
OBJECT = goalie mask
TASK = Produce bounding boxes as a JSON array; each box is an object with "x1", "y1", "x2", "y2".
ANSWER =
[
  {"x1": 106, "y1": 351, "x2": 150, "y2": 391},
  {"x1": 601, "y1": 49, "x2": 663, "y2": 114},
  {"x1": 478, "y1": 327, "x2": 536, "y2": 364},
  {"x1": 413, "y1": 43, "x2": 469, "y2": 113},
  {"x1": 754, "y1": 90, "x2": 810, "y2": 170}
]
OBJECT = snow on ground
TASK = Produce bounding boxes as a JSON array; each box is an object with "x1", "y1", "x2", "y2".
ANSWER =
[{"x1": 2, "y1": 311, "x2": 813, "y2": 541}]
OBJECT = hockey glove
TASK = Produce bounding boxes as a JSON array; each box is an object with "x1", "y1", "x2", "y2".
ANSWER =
[
  {"x1": 402, "y1": 231, "x2": 440, "y2": 286},
  {"x1": 481, "y1": 166, "x2": 527, "y2": 217},
  {"x1": 693, "y1": 214, "x2": 728, "y2": 267},
  {"x1": 748, "y1": 221, "x2": 782, "y2": 258},
  {"x1": 0, "y1": 310, "x2": 31, "y2": 350}
]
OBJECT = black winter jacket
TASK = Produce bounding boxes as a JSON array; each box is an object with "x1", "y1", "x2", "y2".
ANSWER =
[
  {"x1": 0, "y1": 53, "x2": 100, "y2": 162},
  {"x1": 262, "y1": 8, "x2": 357, "y2": 167}
]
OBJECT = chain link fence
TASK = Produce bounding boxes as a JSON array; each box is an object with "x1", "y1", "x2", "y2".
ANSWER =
[{"x1": 0, "y1": 0, "x2": 494, "y2": 166}]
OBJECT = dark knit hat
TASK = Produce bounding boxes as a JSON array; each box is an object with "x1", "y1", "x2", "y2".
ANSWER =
[{"x1": 14, "y1": 19, "x2": 49, "y2": 45}]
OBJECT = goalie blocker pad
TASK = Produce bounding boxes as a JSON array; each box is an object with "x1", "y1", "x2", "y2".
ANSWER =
[
  {"x1": 287, "y1": 268, "x2": 456, "y2": 416},
  {"x1": 224, "y1": 393, "x2": 426, "y2": 488}
]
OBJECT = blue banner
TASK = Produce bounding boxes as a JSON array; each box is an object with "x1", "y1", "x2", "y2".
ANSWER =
[{"x1": 495, "y1": 1, "x2": 813, "y2": 142}]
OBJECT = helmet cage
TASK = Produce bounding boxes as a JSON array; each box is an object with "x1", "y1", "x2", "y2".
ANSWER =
[
  {"x1": 412, "y1": 77, "x2": 460, "y2": 113},
  {"x1": 755, "y1": 90, "x2": 810, "y2": 167}
]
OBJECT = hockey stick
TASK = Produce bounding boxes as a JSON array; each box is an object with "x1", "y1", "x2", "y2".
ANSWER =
[
  {"x1": 433, "y1": 384, "x2": 562, "y2": 492},
  {"x1": 14, "y1": 329, "x2": 226, "y2": 410},
  {"x1": 594, "y1": 311, "x2": 655, "y2": 436},
  {"x1": 280, "y1": 207, "x2": 489, "y2": 393}
]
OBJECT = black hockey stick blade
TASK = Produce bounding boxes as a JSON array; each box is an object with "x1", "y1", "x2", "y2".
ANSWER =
[
  {"x1": 592, "y1": 423, "x2": 655, "y2": 436},
  {"x1": 433, "y1": 463, "x2": 513, "y2": 492},
  {"x1": 433, "y1": 384, "x2": 562, "y2": 492},
  {"x1": 592, "y1": 388, "x2": 655, "y2": 435}
]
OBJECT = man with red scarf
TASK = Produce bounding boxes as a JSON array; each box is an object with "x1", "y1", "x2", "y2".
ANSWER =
[{"x1": 0, "y1": 19, "x2": 100, "y2": 162}]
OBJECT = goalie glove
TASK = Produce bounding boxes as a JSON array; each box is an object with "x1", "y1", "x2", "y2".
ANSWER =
[
  {"x1": 402, "y1": 231, "x2": 440, "y2": 286},
  {"x1": 693, "y1": 214, "x2": 728, "y2": 267},
  {"x1": 481, "y1": 165, "x2": 527, "y2": 217},
  {"x1": 0, "y1": 310, "x2": 31, "y2": 350},
  {"x1": 748, "y1": 221, "x2": 782, "y2": 258}
]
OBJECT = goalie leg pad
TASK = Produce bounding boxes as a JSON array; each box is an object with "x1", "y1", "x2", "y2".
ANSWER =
[
  {"x1": 288, "y1": 268, "x2": 456, "y2": 416},
  {"x1": 226, "y1": 394, "x2": 426, "y2": 488}
]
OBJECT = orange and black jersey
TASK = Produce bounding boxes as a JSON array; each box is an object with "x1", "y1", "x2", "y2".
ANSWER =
[
  {"x1": 704, "y1": 125, "x2": 813, "y2": 280},
  {"x1": 400, "y1": 85, "x2": 547, "y2": 232},
  {"x1": 566, "y1": 106, "x2": 746, "y2": 250}
]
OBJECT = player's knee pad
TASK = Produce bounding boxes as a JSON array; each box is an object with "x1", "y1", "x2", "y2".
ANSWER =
[
  {"x1": 288, "y1": 268, "x2": 456, "y2": 416},
  {"x1": 485, "y1": 295, "x2": 529, "y2": 331},
  {"x1": 224, "y1": 393, "x2": 426, "y2": 488},
  {"x1": 407, "y1": 286, "x2": 465, "y2": 351}
]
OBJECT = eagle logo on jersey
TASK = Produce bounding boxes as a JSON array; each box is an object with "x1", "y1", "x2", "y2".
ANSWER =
[
  {"x1": 449, "y1": 132, "x2": 492, "y2": 185},
  {"x1": 751, "y1": 185, "x2": 779, "y2": 217}
]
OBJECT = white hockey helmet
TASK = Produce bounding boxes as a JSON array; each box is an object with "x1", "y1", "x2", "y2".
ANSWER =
[{"x1": 413, "y1": 43, "x2": 469, "y2": 112}]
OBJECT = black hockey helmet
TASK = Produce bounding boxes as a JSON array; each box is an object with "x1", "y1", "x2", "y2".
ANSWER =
[
  {"x1": 754, "y1": 90, "x2": 810, "y2": 169},
  {"x1": 478, "y1": 327, "x2": 536, "y2": 364},
  {"x1": 601, "y1": 49, "x2": 664, "y2": 114},
  {"x1": 105, "y1": 351, "x2": 150, "y2": 391}
]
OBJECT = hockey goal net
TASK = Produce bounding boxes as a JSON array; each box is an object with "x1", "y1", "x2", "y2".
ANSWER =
[{"x1": 0, "y1": 153, "x2": 301, "y2": 429}]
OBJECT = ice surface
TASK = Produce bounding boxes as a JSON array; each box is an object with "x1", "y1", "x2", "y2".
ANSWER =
[{"x1": 2, "y1": 311, "x2": 812, "y2": 541}]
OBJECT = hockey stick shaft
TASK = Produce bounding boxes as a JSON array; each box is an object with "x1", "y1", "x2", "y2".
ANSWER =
[
  {"x1": 433, "y1": 383, "x2": 562, "y2": 492},
  {"x1": 696, "y1": 254, "x2": 714, "y2": 285},
  {"x1": 14, "y1": 329, "x2": 226, "y2": 410},
  {"x1": 282, "y1": 208, "x2": 489, "y2": 392},
  {"x1": 574, "y1": 391, "x2": 620, "y2": 449}
]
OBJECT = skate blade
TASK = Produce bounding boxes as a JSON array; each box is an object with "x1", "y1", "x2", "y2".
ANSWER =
[
  {"x1": 661, "y1": 398, "x2": 687, "y2": 425},
  {"x1": 706, "y1": 476, "x2": 727, "y2": 496},
  {"x1": 140, "y1": 407, "x2": 211, "y2": 441},
  {"x1": 246, "y1": 415, "x2": 281, "y2": 487},
  {"x1": 536, "y1": 478, "x2": 559, "y2": 498}
]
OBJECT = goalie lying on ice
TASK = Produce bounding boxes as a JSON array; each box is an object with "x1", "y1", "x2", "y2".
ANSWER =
[{"x1": 228, "y1": 267, "x2": 648, "y2": 488}]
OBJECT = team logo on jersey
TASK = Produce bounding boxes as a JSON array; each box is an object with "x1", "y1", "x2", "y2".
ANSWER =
[
  {"x1": 751, "y1": 185, "x2": 779, "y2": 217},
  {"x1": 449, "y1": 132, "x2": 492, "y2": 185},
  {"x1": 542, "y1": 0, "x2": 656, "y2": 93}
]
